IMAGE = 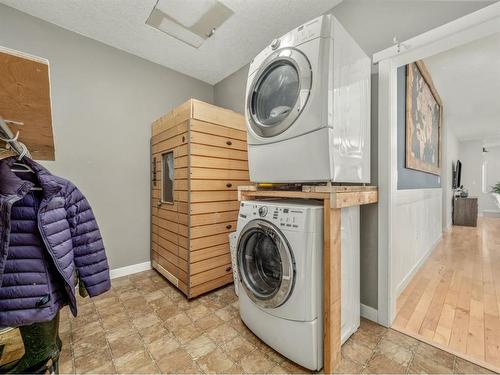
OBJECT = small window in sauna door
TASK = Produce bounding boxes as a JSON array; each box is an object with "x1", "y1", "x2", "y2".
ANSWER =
[{"x1": 161, "y1": 151, "x2": 174, "y2": 203}]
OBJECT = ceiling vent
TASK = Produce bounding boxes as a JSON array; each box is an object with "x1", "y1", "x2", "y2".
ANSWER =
[{"x1": 146, "y1": 0, "x2": 233, "y2": 48}]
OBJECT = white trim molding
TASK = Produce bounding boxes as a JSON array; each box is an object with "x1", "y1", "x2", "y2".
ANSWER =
[
  {"x1": 110, "y1": 261, "x2": 152, "y2": 279},
  {"x1": 361, "y1": 304, "x2": 378, "y2": 323}
]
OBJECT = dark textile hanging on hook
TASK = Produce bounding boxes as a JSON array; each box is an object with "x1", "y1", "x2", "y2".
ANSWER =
[{"x1": 0, "y1": 157, "x2": 110, "y2": 327}]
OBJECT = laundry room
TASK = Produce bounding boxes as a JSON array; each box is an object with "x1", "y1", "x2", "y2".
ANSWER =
[{"x1": 1, "y1": 1, "x2": 499, "y2": 374}]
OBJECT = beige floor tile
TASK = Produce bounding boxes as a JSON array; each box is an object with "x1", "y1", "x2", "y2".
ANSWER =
[
  {"x1": 362, "y1": 352, "x2": 407, "y2": 374},
  {"x1": 333, "y1": 357, "x2": 363, "y2": 374},
  {"x1": 408, "y1": 352, "x2": 454, "y2": 374},
  {"x1": 383, "y1": 329, "x2": 420, "y2": 351},
  {"x1": 222, "y1": 335, "x2": 256, "y2": 362},
  {"x1": 104, "y1": 323, "x2": 137, "y2": 342},
  {"x1": 196, "y1": 347, "x2": 235, "y2": 374},
  {"x1": 148, "y1": 295, "x2": 173, "y2": 311},
  {"x1": 280, "y1": 359, "x2": 313, "y2": 374},
  {"x1": 72, "y1": 333, "x2": 108, "y2": 359},
  {"x1": 202, "y1": 297, "x2": 227, "y2": 312},
  {"x1": 206, "y1": 322, "x2": 239, "y2": 345},
  {"x1": 114, "y1": 350, "x2": 158, "y2": 374},
  {"x1": 73, "y1": 349, "x2": 114, "y2": 374},
  {"x1": 155, "y1": 304, "x2": 180, "y2": 321},
  {"x1": 374, "y1": 337, "x2": 413, "y2": 367},
  {"x1": 183, "y1": 334, "x2": 217, "y2": 360},
  {"x1": 132, "y1": 312, "x2": 161, "y2": 330},
  {"x1": 100, "y1": 311, "x2": 130, "y2": 332},
  {"x1": 175, "y1": 297, "x2": 201, "y2": 312},
  {"x1": 139, "y1": 322, "x2": 172, "y2": 345},
  {"x1": 350, "y1": 329, "x2": 382, "y2": 350},
  {"x1": 263, "y1": 348, "x2": 288, "y2": 365},
  {"x1": 108, "y1": 333, "x2": 144, "y2": 359},
  {"x1": 214, "y1": 305, "x2": 239, "y2": 322},
  {"x1": 194, "y1": 313, "x2": 224, "y2": 331},
  {"x1": 341, "y1": 337, "x2": 373, "y2": 365},
  {"x1": 227, "y1": 316, "x2": 248, "y2": 333},
  {"x1": 415, "y1": 341, "x2": 455, "y2": 370},
  {"x1": 454, "y1": 357, "x2": 494, "y2": 374},
  {"x1": 186, "y1": 303, "x2": 211, "y2": 322},
  {"x1": 58, "y1": 348, "x2": 75, "y2": 375},
  {"x1": 93, "y1": 295, "x2": 121, "y2": 310},
  {"x1": 147, "y1": 335, "x2": 180, "y2": 362},
  {"x1": 71, "y1": 313, "x2": 101, "y2": 335},
  {"x1": 164, "y1": 312, "x2": 192, "y2": 330},
  {"x1": 268, "y1": 364, "x2": 290, "y2": 374},
  {"x1": 240, "y1": 351, "x2": 276, "y2": 374},
  {"x1": 156, "y1": 348, "x2": 196, "y2": 374},
  {"x1": 143, "y1": 289, "x2": 165, "y2": 302},
  {"x1": 171, "y1": 321, "x2": 204, "y2": 344},
  {"x1": 96, "y1": 303, "x2": 125, "y2": 319}
]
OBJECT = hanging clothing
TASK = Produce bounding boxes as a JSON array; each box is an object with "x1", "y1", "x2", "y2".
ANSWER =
[{"x1": 0, "y1": 157, "x2": 110, "y2": 327}]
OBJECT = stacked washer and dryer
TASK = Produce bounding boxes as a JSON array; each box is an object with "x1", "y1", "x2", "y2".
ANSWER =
[{"x1": 234, "y1": 14, "x2": 371, "y2": 371}]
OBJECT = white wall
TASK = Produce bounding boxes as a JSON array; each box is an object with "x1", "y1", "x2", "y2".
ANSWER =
[
  {"x1": 392, "y1": 189, "x2": 443, "y2": 297},
  {"x1": 483, "y1": 145, "x2": 500, "y2": 214},
  {"x1": 459, "y1": 140, "x2": 500, "y2": 215},
  {"x1": 0, "y1": 4, "x2": 214, "y2": 270}
]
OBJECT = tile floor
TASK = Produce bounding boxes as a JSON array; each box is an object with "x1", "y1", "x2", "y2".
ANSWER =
[{"x1": 0, "y1": 269, "x2": 494, "y2": 374}]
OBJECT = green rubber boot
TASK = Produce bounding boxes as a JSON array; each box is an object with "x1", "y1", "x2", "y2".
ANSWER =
[{"x1": 0, "y1": 313, "x2": 61, "y2": 374}]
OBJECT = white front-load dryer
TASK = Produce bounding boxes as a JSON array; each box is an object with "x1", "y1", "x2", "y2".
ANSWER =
[
  {"x1": 235, "y1": 200, "x2": 360, "y2": 371},
  {"x1": 245, "y1": 14, "x2": 371, "y2": 183}
]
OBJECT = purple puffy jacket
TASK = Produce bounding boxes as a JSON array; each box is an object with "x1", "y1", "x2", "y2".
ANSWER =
[{"x1": 0, "y1": 157, "x2": 110, "y2": 327}]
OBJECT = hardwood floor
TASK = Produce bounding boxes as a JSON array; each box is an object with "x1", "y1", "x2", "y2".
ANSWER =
[{"x1": 393, "y1": 217, "x2": 500, "y2": 372}]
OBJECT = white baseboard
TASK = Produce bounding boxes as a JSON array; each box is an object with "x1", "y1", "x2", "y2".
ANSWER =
[
  {"x1": 360, "y1": 303, "x2": 378, "y2": 322},
  {"x1": 110, "y1": 261, "x2": 151, "y2": 279},
  {"x1": 395, "y1": 234, "x2": 442, "y2": 297}
]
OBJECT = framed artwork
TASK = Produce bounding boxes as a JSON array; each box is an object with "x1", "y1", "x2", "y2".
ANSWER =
[{"x1": 406, "y1": 61, "x2": 443, "y2": 175}]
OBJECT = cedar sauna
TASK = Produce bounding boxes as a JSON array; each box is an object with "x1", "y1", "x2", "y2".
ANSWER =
[{"x1": 151, "y1": 99, "x2": 249, "y2": 298}]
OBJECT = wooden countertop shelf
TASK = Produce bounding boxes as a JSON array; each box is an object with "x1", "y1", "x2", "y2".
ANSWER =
[
  {"x1": 239, "y1": 185, "x2": 378, "y2": 208},
  {"x1": 238, "y1": 184, "x2": 378, "y2": 373},
  {"x1": 0, "y1": 46, "x2": 54, "y2": 160}
]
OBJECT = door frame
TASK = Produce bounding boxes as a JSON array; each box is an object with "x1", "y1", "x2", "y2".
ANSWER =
[{"x1": 374, "y1": 2, "x2": 500, "y2": 327}]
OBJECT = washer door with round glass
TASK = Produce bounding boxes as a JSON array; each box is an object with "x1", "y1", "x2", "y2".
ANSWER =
[
  {"x1": 237, "y1": 219, "x2": 295, "y2": 309},
  {"x1": 247, "y1": 48, "x2": 312, "y2": 138}
]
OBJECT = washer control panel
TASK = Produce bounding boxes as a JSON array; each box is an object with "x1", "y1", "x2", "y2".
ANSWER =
[{"x1": 239, "y1": 202, "x2": 307, "y2": 232}]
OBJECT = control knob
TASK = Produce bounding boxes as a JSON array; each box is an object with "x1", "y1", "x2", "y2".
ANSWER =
[
  {"x1": 258, "y1": 206, "x2": 268, "y2": 217},
  {"x1": 270, "y1": 38, "x2": 280, "y2": 50}
]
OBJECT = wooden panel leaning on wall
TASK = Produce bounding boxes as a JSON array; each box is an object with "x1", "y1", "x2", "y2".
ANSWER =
[
  {"x1": 151, "y1": 99, "x2": 249, "y2": 298},
  {"x1": 0, "y1": 46, "x2": 54, "y2": 160}
]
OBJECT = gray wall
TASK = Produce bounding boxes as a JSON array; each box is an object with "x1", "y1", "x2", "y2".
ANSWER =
[
  {"x1": 0, "y1": 4, "x2": 214, "y2": 270},
  {"x1": 360, "y1": 75, "x2": 379, "y2": 309},
  {"x1": 214, "y1": 65, "x2": 249, "y2": 113},
  {"x1": 397, "y1": 66, "x2": 441, "y2": 189}
]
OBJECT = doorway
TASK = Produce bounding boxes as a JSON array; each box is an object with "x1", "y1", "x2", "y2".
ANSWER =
[{"x1": 376, "y1": 2, "x2": 500, "y2": 372}]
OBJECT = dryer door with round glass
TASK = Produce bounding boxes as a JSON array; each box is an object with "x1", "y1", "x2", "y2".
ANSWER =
[
  {"x1": 247, "y1": 48, "x2": 312, "y2": 138},
  {"x1": 237, "y1": 219, "x2": 295, "y2": 309}
]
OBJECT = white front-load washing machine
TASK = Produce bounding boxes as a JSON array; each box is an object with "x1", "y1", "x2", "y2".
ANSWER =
[
  {"x1": 236, "y1": 200, "x2": 360, "y2": 370},
  {"x1": 245, "y1": 14, "x2": 371, "y2": 183}
]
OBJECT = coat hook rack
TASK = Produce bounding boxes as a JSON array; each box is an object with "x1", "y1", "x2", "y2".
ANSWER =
[{"x1": 0, "y1": 116, "x2": 29, "y2": 158}]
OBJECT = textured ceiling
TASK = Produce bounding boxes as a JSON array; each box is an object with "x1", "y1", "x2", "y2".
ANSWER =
[
  {"x1": 425, "y1": 32, "x2": 500, "y2": 142},
  {"x1": 0, "y1": 0, "x2": 341, "y2": 84}
]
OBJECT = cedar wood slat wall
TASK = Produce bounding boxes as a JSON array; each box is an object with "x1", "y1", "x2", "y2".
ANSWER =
[{"x1": 151, "y1": 99, "x2": 248, "y2": 298}]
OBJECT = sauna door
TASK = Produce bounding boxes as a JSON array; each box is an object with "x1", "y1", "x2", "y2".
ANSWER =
[{"x1": 151, "y1": 127, "x2": 189, "y2": 294}]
